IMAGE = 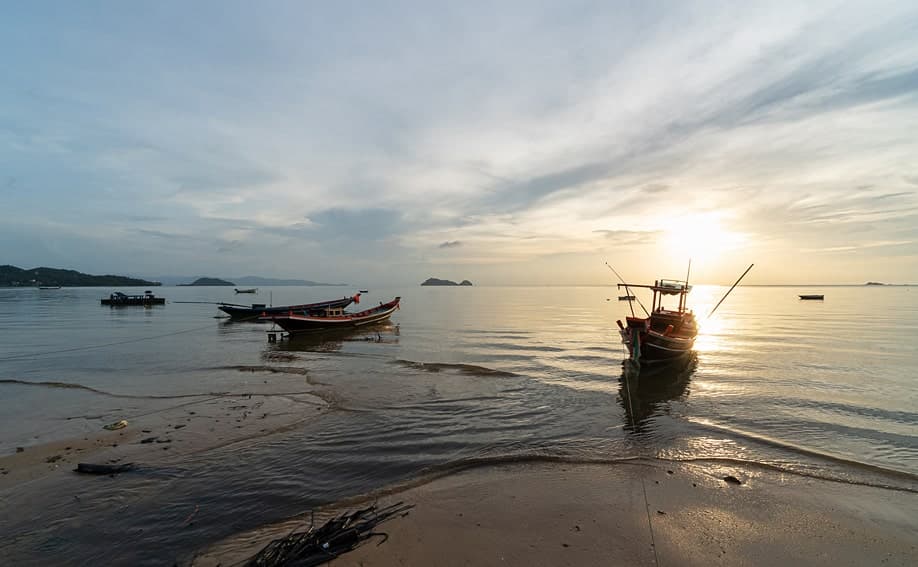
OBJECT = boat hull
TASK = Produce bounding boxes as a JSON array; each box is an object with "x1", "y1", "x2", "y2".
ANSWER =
[
  {"x1": 618, "y1": 311, "x2": 697, "y2": 368},
  {"x1": 265, "y1": 298, "x2": 400, "y2": 334},
  {"x1": 219, "y1": 295, "x2": 359, "y2": 320}
]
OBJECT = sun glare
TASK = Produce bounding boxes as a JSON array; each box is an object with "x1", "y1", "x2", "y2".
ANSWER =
[{"x1": 661, "y1": 213, "x2": 745, "y2": 263}]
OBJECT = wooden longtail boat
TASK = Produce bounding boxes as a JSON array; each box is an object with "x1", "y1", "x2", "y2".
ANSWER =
[
  {"x1": 218, "y1": 294, "x2": 360, "y2": 321},
  {"x1": 264, "y1": 297, "x2": 400, "y2": 334},
  {"x1": 616, "y1": 279, "x2": 696, "y2": 368}
]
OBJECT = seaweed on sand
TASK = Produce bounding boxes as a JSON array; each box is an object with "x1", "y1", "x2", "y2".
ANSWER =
[{"x1": 244, "y1": 502, "x2": 414, "y2": 566}]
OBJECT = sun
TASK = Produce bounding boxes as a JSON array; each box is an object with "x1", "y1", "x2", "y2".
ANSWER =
[{"x1": 661, "y1": 213, "x2": 745, "y2": 263}]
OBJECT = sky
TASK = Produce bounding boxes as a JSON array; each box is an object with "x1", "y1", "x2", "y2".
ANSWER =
[{"x1": 2, "y1": 1, "x2": 917, "y2": 286}]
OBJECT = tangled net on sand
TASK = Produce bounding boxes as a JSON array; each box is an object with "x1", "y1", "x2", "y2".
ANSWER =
[{"x1": 244, "y1": 502, "x2": 414, "y2": 566}]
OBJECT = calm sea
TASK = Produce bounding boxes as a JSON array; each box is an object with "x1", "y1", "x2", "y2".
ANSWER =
[{"x1": 1, "y1": 284, "x2": 916, "y2": 564}]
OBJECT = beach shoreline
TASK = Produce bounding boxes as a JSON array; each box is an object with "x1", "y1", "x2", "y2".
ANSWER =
[{"x1": 191, "y1": 458, "x2": 918, "y2": 567}]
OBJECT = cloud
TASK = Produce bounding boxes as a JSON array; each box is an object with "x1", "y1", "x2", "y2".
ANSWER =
[{"x1": 2, "y1": 2, "x2": 918, "y2": 284}]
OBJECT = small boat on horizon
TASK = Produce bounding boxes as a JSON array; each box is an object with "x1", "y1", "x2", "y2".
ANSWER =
[
  {"x1": 234, "y1": 288, "x2": 258, "y2": 294},
  {"x1": 618, "y1": 295, "x2": 636, "y2": 301},
  {"x1": 359, "y1": 289, "x2": 369, "y2": 293},
  {"x1": 39, "y1": 286, "x2": 62, "y2": 290},
  {"x1": 218, "y1": 294, "x2": 361, "y2": 321},
  {"x1": 799, "y1": 294, "x2": 824, "y2": 300},
  {"x1": 263, "y1": 297, "x2": 400, "y2": 335}
]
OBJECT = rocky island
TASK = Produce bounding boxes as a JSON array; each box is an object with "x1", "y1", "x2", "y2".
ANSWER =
[
  {"x1": 0, "y1": 265, "x2": 160, "y2": 287},
  {"x1": 181, "y1": 277, "x2": 235, "y2": 286},
  {"x1": 421, "y1": 277, "x2": 473, "y2": 286}
]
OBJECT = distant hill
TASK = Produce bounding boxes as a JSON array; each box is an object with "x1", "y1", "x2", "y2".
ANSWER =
[
  {"x1": 233, "y1": 276, "x2": 347, "y2": 286},
  {"x1": 0, "y1": 265, "x2": 160, "y2": 287},
  {"x1": 149, "y1": 275, "x2": 347, "y2": 286},
  {"x1": 181, "y1": 277, "x2": 235, "y2": 286},
  {"x1": 865, "y1": 282, "x2": 885, "y2": 286},
  {"x1": 421, "y1": 277, "x2": 474, "y2": 286}
]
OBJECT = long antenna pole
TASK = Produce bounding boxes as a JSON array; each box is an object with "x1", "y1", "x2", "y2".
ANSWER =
[
  {"x1": 604, "y1": 262, "x2": 650, "y2": 317},
  {"x1": 683, "y1": 259, "x2": 692, "y2": 311},
  {"x1": 707, "y1": 263, "x2": 754, "y2": 318}
]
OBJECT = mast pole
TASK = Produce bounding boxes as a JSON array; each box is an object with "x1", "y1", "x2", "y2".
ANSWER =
[{"x1": 707, "y1": 263, "x2": 754, "y2": 318}]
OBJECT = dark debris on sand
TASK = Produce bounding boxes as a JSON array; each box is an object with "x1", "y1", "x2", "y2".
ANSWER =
[{"x1": 244, "y1": 502, "x2": 414, "y2": 566}]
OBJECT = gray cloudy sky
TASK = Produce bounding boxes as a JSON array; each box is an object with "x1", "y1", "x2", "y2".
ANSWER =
[{"x1": 2, "y1": 1, "x2": 917, "y2": 284}]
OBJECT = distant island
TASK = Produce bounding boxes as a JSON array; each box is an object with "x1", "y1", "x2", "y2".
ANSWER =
[
  {"x1": 865, "y1": 282, "x2": 885, "y2": 286},
  {"x1": 149, "y1": 275, "x2": 347, "y2": 286},
  {"x1": 180, "y1": 277, "x2": 235, "y2": 286},
  {"x1": 421, "y1": 277, "x2": 473, "y2": 286},
  {"x1": 0, "y1": 265, "x2": 160, "y2": 287}
]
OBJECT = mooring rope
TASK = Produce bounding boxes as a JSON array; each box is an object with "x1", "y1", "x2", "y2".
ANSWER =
[
  {"x1": 0, "y1": 322, "x2": 219, "y2": 362},
  {"x1": 620, "y1": 341, "x2": 661, "y2": 567}
]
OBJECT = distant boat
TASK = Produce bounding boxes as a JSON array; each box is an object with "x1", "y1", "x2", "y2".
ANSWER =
[
  {"x1": 618, "y1": 295, "x2": 636, "y2": 301},
  {"x1": 263, "y1": 297, "x2": 400, "y2": 334},
  {"x1": 39, "y1": 286, "x2": 62, "y2": 290},
  {"x1": 359, "y1": 289, "x2": 369, "y2": 293},
  {"x1": 218, "y1": 294, "x2": 361, "y2": 321},
  {"x1": 799, "y1": 294, "x2": 824, "y2": 300},
  {"x1": 102, "y1": 291, "x2": 165, "y2": 306},
  {"x1": 234, "y1": 288, "x2": 258, "y2": 294}
]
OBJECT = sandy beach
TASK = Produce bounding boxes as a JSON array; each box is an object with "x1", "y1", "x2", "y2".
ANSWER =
[{"x1": 192, "y1": 458, "x2": 918, "y2": 567}]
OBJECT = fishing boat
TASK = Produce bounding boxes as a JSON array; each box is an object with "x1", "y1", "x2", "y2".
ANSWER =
[
  {"x1": 359, "y1": 289, "x2": 369, "y2": 293},
  {"x1": 618, "y1": 295, "x2": 636, "y2": 301},
  {"x1": 264, "y1": 297, "x2": 400, "y2": 334},
  {"x1": 234, "y1": 288, "x2": 258, "y2": 294},
  {"x1": 613, "y1": 264, "x2": 753, "y2": 369},
  {"x1": 799, "y1": 294, "x2": 824, "y2": 300},
  {"x1": 616, "y1": 279, "x2": 697, "y2": 367},
  {"x1": 101, "y1": 291, "x2": 166, "y2": 306},
  {"x1": 218, "y1": 294, "x2": 361, "y2": 321},
  {"x1": 39, "y1": 286, "x2": 62, "y2": 290}
]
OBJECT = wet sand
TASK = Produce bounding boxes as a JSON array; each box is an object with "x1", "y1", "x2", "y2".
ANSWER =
[
  {"x1": 0, "y1": 380, "x2": 330, "y2": 492},
  {"x1": 192, "y1": 459, "x2": 918, "y2": 567}
]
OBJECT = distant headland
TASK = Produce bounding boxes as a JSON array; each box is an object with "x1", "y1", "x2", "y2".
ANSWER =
[
  {"x1": 0, "y1": 265, "x2": 160, "y2": 287},
  {"x1": 179, "y1": 277, "x2": 235, "y2": 286},
  {"x1": 151, "y1": 275, "x2": 347, "y2": 286},
  {"x1": 421, "y1": 277, "x2": 473, "y2": 286}
]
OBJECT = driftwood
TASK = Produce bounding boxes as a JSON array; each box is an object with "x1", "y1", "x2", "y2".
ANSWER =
[
  {"x1": 74, "y1": 462, "x2": 137, "y2": 475},
  {"x1": 245, "y1": 502, "x2": 414, "y2": 567}
]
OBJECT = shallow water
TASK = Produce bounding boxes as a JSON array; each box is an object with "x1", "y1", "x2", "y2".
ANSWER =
[{"x1": 1, "y1": 284, "x2": 916, "y2": 564}]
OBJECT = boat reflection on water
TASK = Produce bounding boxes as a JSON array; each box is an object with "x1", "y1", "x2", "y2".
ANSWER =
[
  {"x1": 268, "y1": 322, "x2": 400, "y2": 354},
  {"x1": 619, "y1": 352, "x2": 697, "y2": 434}
]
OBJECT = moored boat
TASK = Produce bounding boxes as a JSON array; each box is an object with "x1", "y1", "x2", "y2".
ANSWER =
[
  {"x1": 616, "y1": 279, "x2": 697, "y2": 368},
  {"x1": 264, "y1": 297, "x2": 400, "y2": 334},
  {"x1": 618, "y1": 295, "x2": 636, "y2": 301},
  {"x1": 614, "y1": 263, "x2": 753, "y2": 370},
  {"x1": 218, "y1": 294, "x2": 361, "y2": 321},
  {"x1": 234, "y1": 288, "x2": 258, "y2": 294},
  {"x1": 799, "y1": 294, "x2": 824, "y2": 300},
  {"x1": 102, "y1": 291, "x2": 166, "y2": 306}
]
